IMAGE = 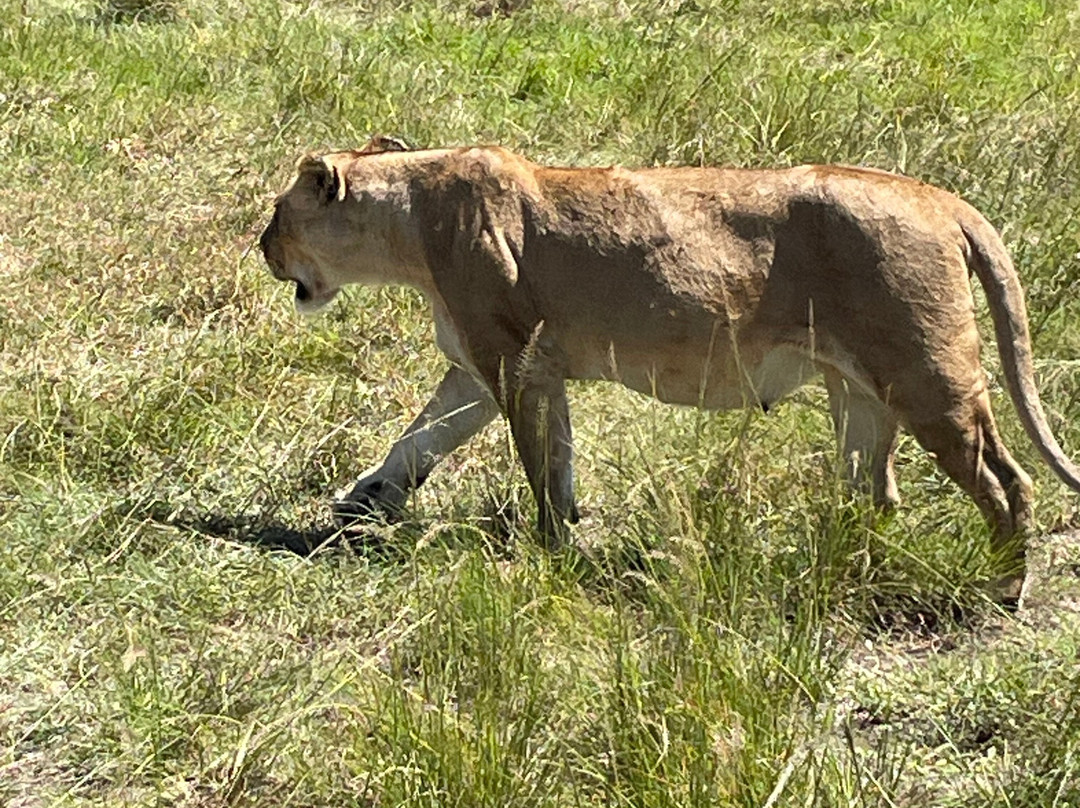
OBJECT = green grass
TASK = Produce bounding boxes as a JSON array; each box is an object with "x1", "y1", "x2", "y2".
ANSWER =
[{"x1": 2, "y1": 0, "x2": 1080, "y2": 804}]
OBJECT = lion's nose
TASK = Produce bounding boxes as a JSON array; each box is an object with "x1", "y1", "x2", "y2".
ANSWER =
[
  {"x1": 258, "y1": 227, "x2": 286, "y2": 278},
  {"x1": 258, "y1": 227, "x2": 272, "y2": 261}
]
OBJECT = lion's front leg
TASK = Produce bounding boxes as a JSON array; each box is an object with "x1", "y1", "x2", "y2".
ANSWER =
[
  {"x1": 504, "y1": 376, "x2": 578, "y2": 550},
  {"x1": 335, "y1": 365, "x2": 499, "y2": 523}
]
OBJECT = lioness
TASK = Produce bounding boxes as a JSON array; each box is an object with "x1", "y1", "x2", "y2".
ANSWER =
[{"x1": 259, "y1": 136, "x2": 1080, "y2": 599}]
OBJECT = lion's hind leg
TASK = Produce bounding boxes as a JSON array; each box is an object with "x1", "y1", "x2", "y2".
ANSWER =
[
  {"x1": 822, "y1": 366, "x2": 901, "y2": 511},
  {"x1": 903, "y1": 388, "x2": 1034, "y2": 603}
]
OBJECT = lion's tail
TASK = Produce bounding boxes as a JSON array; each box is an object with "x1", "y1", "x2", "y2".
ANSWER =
[{"x1": 959, "y1": 206, "x2": 1080, "y2": 493}]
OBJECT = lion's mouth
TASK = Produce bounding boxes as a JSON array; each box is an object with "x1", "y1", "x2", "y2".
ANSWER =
[{"x1": 292, "y1": 279, "x2": 340, "y2": 313}]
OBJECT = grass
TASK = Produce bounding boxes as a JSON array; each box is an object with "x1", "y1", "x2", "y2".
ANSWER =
[{"x1": 2, "y1": 0, "x2": 1080, "y2": 804}]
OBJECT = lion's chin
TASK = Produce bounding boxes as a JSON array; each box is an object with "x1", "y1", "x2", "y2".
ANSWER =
[{"x1": 294, "y1": 282, "x2": 339, "y2": 314}]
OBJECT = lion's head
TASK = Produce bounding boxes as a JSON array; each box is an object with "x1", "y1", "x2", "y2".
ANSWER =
[{"x1": 258, "y1": 136, "x2": 411, "y2": 313}]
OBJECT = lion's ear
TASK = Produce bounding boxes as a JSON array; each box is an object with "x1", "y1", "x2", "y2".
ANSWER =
[
  {"x1": 358, "y1": 135, "x2": 410, "y2": 155},
  {"x1": 296, "y1": 155, "x2": 346, "y2": 204}
]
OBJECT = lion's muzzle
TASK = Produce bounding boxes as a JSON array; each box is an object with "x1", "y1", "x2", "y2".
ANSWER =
[{"x1": 258, "y1": 216, "x2": 289, "y2": 281}]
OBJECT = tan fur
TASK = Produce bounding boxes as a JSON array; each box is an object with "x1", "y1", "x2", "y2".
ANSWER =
[{"x1": 260, "y1": 138, "x2": 1080, "y2": 600}]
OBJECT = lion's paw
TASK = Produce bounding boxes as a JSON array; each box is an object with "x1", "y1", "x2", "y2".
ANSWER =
[{"x1": 332, "y1": 473, "x2": 409, "y2": 527}]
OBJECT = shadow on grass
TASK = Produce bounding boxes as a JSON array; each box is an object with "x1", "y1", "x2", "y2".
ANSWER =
[
  {"x1": 864, "y1": 592, "x2": 980, "y2": 637},
  {"x1": 131, "y1": 501, "x2": 397, "y2": 558}
]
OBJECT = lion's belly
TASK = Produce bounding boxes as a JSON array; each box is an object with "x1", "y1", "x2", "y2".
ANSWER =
[{"x1": 565, "y1": 337, "x2": 816, "y2": 411}]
